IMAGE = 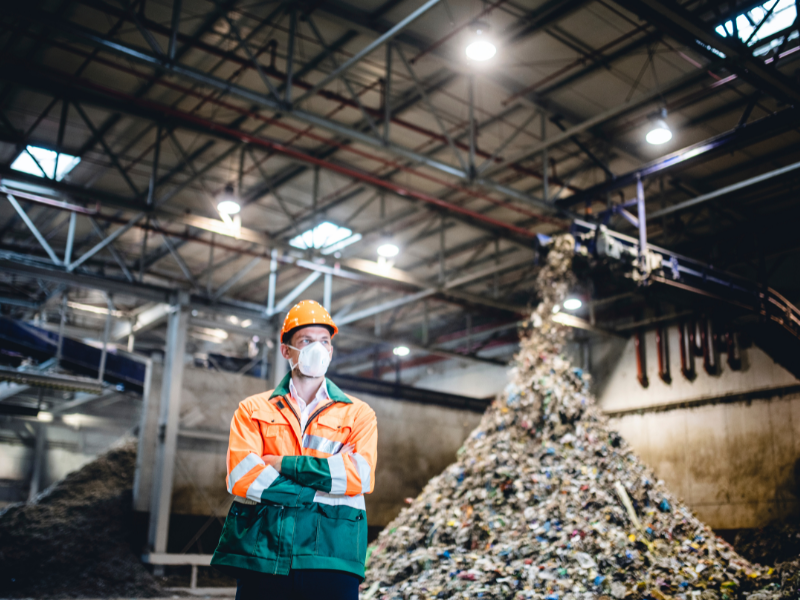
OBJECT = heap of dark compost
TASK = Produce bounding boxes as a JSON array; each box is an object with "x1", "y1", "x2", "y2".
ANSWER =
[{"x1": 0, "y1": 440, "x2": 163, "y2": 598}]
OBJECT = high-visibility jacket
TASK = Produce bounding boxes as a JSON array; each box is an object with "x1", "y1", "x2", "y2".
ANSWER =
[{"x1": 211, "y1": 373, "x2": 377, "y2": 580}]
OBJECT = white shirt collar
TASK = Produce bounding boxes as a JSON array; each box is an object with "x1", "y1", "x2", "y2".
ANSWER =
[
  {"x1": 288, "y1": 377, "x2": 329, "y2": 432},
  {"x1": 288, "y1": 377, "x2": 329, "y2": 410}
]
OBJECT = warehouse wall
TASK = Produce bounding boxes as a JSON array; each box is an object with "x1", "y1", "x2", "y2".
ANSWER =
[
  {"x1": 593, "y1": 326, "x2": 800, "y2": 529},
  {"x1": 412, "y1": 361, "x2": 508, "y2": 399},
  {"x1": 134, "y1": 365, "x2": 482, "y2": 527}
]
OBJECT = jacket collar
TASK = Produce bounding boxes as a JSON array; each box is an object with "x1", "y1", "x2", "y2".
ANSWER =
[{"x1": 269, "y1": 372, "x2": 352, "y2": 404}]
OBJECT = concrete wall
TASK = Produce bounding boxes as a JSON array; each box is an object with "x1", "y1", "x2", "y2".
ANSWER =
[
  {"x1": 594, "y1": 326, "x2": 800, "y2": 529},
  {"x1": 412, "y1": 362, "x2": 509, "y2": 399},
  {"x1": 133, "y1": 363, "x2": 267, "y2": 514},
  {"x1": 135, "y1": 365, "x2": 482, "y2": 527}
]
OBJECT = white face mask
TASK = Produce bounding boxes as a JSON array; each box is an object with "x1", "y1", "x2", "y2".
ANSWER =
[{"x1": 287, "y1": 341, "x2": 332, "y2": 378}]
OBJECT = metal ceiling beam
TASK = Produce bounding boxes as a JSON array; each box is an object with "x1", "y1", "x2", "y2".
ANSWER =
[
  {"x1": 5, "y1": 194, "x2": 62, "y2": 265},
  {"x1": 559, "y1": 106, "x2": 800, "y2": 207},
  {"x1": 479, "y1": 67, "x2": 709, "y2": 179},
  {"x1": 211, "y1": 257, "x2": 261, "y2": 301},
  {"x1": 111, "y1": 301, "x2": 171, "y2": 340},
  {"x1": 612, "y1": 0, "x2": 800, "y2": 105},
  {"x1": 336, "y1": 326, "x2": 509, "y2": 367},
  {"x1": 294, "y1": 0, "x2": 442, "y2": 105},
  {"x1": 650, "y1": 159, "x2": 800, "y2": 219},
  {"x1": 0, "y1": 181, "x2": 526, "y2": 316},
  {"x1": 5, "y1": 6, "x2": 567, "y2": 220},
  {"x1": 0, "y1": 63, "x2": 548, "y2": 244}
]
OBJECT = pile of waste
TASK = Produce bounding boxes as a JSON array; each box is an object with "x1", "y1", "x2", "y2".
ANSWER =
[
  {"x1": 0, "y1": 440, "x2": 163, "y2": 598},
  {"x1": 364, "y1": 235, "x2": 792, "y2": 600}
]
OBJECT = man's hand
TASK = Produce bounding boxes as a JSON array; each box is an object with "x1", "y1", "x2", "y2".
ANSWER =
[{"x1": 262, "y1": 454, "x2": 283, "y2": 472}]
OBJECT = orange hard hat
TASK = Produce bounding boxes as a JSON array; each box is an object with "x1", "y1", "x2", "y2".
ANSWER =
[{"x1": 281, "y1": 300, "x2": 338, "y2": 343}]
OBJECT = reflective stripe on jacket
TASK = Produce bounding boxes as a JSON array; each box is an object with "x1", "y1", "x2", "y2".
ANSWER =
[{"x1": 211, "y1": 373, "x2": 378, "y2": 579}]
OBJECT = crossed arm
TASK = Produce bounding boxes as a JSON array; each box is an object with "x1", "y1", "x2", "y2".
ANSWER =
[{"x1": 226, "y1": 402, "x2": 377, "y2": 502}]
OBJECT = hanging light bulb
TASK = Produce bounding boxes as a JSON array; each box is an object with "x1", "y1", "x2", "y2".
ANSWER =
[
  {"x1": 217, "y1": 183, "x2": 242, "y2": 238},
  {"x1": 646, "y1": 109, "x2": 673, "y2": 145},
  {"x1": 217, "y1": 183, "x2": 241, "y2": 215},
  {"x1": 377, "y1": 242, "x2": 400, "y2": 258},
  {"x1": 465, "y1": 22, "x2": 497, "y2": 62}
]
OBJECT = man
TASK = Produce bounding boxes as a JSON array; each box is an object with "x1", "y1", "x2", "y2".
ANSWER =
[{"x1": 212, "y1": 300, "x2": 378, "y2": 600}]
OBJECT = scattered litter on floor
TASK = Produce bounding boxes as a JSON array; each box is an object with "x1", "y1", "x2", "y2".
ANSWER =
[
  {"x1": 364, "y1": 235, "x2": 795, "y2": 600},
  {"x1": 0, "y1": 439, "x2": 163, "y2": 598}
]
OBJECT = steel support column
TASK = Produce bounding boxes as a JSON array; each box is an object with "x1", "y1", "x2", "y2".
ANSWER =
[
  {"x1": 148, "y1": 296, "x2": 189, "y2": 557},
  {"x1": 266, "y1": 249, "x2": 278, "y2": 314}
]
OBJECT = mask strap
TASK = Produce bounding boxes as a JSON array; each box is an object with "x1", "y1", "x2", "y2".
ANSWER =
[{"x1": 285, "y1": 344, "x2": 299, "y2": 371}]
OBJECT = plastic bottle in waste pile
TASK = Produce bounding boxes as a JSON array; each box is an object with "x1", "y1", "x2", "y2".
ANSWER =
[{"x1": 363, "y1": 235, "x2": 789, "y2": 600}]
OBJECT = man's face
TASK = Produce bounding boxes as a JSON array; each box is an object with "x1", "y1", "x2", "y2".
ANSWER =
[{"x1": 280, "y1": 326, "x2": 333, "y2": 367}]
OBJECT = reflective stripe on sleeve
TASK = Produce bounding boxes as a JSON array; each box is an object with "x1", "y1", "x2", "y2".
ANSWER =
[
  {"x1": 313, "y1": 491, "x2": 366, "y2": 510},
  {"x1": 351, "y1": 452, "x2": 371, "y2": 494},
  {"x1": 245, "y1": 465, "x2": 280, "y2": 502},
  {"x1": 327, "y1": 454, "x2": 347, "y2": 494},
  {"x1": 227, "y1": 453, "x2": 264, "y2": 494},
  {"x1": 302, "y1": 434, "x2": 343, "y2": 455}
]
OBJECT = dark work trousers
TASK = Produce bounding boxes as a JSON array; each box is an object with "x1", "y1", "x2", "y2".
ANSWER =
[{"x1": 235, "y1": 569, "x2": 360, "y2": 600}]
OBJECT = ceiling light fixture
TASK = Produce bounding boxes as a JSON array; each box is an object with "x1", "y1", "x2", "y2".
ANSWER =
[
  {"x1": 377, "y1": 243, "x2": 399, "y2": 258},
  {"x1": 217, "y1": 183, "x2": 241, "y2": 215},
  {"x1": 393, "y1": 346, "x2": 410, "y2": 357},
  {"x1": 563, "y1": 298, "x2": 582, "y2": 311},
  {"x1": 465, "y1": 22, "x2": 497, "y2": 61},
  {"x1": 646, "y1": 109, "x2": 673, "y2": 145}
]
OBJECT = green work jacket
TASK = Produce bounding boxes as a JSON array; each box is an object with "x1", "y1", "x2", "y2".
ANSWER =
[{"x1": 211, "y1": 374, "x2": 377, "y2": 580}]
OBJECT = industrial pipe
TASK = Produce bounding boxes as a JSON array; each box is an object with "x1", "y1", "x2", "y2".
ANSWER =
[
  {"x1": 726, "y1": 331, "x2": 742, "y2": 371},
  {"x1": 699, "y1": 317, "x2": 715, "y2": 375},
  {"x1": 689, "y1": 319, "x2": 703, "y2": 357},
  {"x1": 678, "y1": 320, "x2": 695, "y2": 380},
  {"x1": 635, "y1": 330, "x2": 648, "y2": 388},
  {"x1": 655, "y1": 325, "x2": 670, "y2": 383}
]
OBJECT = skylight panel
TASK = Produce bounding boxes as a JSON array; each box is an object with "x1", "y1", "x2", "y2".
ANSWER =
[
  {"x1": 289, "y1": 221, "x2": 360, "y2": 253},
  {"x1": 715, "y1": 0, "x2": 797, "y2": 47},
  {"x1": 10, "y1": 146, "x2": 80, "y2": 181}
]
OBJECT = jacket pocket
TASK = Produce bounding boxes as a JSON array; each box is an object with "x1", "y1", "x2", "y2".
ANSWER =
[
  {"x1": 316, "y1": 413, "x2": 351, "y2": 438},
  {"x1": 256, "y1": 503, "x2": 286, "y2": 560},
  {"x1": 293, "y1": 504, "x2": 320, "y2": 556},
  {"x1": 217, "y1": 502, "x2": 263, "y2": 558},
  {"x1": 314, "y1": 504, "x2": 364, "y2": 563},
  {"x1": 258, "y1": 422, "x2": 292, "y2": 455}
]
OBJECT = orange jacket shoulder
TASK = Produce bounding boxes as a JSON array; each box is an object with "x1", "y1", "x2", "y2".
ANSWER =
[{"x1": 238, "y1": 391, "x2": 276, "y2": 415}]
